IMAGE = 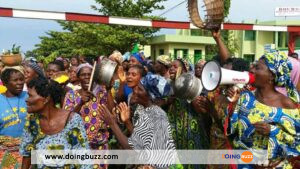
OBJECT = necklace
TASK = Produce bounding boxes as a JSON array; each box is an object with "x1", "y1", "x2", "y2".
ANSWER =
[{"x1": 5, "y1": 96, "x2": 21, "y2": 123}]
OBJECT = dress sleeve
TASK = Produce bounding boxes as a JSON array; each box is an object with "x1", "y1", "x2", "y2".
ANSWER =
[
  {"x1": 63, "y1": 90, "x2": 76, "y2": 111},
  {"x1": 19, "y1": 114, "x2": 35, "y2": 157}
]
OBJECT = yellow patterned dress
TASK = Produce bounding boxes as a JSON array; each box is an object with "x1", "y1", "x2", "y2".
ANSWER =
[{"x1": 228, "y1": 90, "x2": 300, "y2": 169}]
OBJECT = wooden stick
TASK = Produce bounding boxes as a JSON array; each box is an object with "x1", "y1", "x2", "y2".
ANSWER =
[{"x1": 88, "y1": 62, "x2": 97, "y2": 91}]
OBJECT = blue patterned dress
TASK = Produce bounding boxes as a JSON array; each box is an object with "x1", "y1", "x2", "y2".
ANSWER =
[
  {"x1": 228, "y1": 90, "x2": 300, "y2": 168},
  {"x1": 20, "y1": 113, "x2": 91, "y2": 169}
]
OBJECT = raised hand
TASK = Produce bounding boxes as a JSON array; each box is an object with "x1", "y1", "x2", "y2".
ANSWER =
[
  {"x1": 99, "y1": 104, "x2": 117, "y2": 126},
  {"x1": 118, "y1": 102, "x2": 130, "y2": 123}
]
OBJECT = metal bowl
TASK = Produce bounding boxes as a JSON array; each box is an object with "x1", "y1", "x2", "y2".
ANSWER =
[
  {"x1": 173, "y1": 73, "x2": 203, "y2": 102},
  {"x1": 93, "y1": 58, "x2": 118, "y2": 87}
]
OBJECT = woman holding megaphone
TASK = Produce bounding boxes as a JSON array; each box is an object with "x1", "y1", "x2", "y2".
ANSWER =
[{"x1": 227, "y1": 52, "x2": 300, "y2": 168}]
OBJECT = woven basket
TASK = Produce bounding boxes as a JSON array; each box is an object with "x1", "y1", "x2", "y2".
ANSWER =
[
  {"x1": 188, "y1": 0, "x2": 224, "y2": 29},
  {"x1": 1, "y1": 54, "x2": 22, "y2": 66}
]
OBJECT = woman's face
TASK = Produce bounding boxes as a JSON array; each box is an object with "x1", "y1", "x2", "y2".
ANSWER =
[
  {"x1": 153, "y1": 61, "x2": 164, "y2": 74},
  {"x1": 195, "y1": 62, "x2": 204, "y2": 78},
  {"x1": 63, "y1": 60, "x2": 69, "y2": 69},
  {"x1": 24, "y1": 66, "x2": 38, "y2": 84},
  {"x1": 126, "y1": 67, "x2": 142, "y2": 88},
  {"x1": 131, "y1": 83, "x2": 150, "y2": 106},
  {"x1": 26, "y1": 87, "x2": 47, "y2": 113},
  {"x1": 38, "y1": 62, "x2": 44, "y2": 69},
  {"x1": 250, "y1": 59, "x2": 274, "y2": 88},
  {"x1": 69, "y1": 66, "x2": 78, "y2": 83},
  {"x1": 78, "y1": 67, "x2": 92, "y2": 90},
  {"x1": 46, "y1": 64, "x2": 60, "y2": 79},
  {"x1": 169, "y1": 60, "x2": 183, "y2": 80},
  {"x1": 71, "y1": 58, "x2": 79, "y2": 66},
  {"x1": 129, "y1": 56, "x2": 140, "y2": 67},
  {"x1": 5, "y1": 71, "x2": 25, "y2": 96}
]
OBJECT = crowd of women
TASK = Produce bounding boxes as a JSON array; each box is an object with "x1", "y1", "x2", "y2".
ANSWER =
[{"x1": 0, "y1": 30, "x2": 300, "y2": 169}]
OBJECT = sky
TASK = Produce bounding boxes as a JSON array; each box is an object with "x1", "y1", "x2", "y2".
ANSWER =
[{"x1": 0, "y1": 0, "x2": 300, "y2": 52}]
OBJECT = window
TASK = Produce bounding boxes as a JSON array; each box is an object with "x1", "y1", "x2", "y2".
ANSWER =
[
  {"x1": 194, "y1": 50, "x2": 202, "y2": 63},
  {"x1": 159, "y1": 49, "x2": 164, "y2": 55},
  {"x1": 296, "y1": 38, "x2": 300, "y2": 48},
  {"x1": 245, "y1": 31, "x2": 256, "y2": 41},
  {"x1": 243, "y1": 54, "x2": 255, "y2": 63},
  {"x1": 191, "y1": 30, "x2": 202, "y2": 36},
  {"x1": 174, "y1": 49, "x2": 188, "y2": 59}
]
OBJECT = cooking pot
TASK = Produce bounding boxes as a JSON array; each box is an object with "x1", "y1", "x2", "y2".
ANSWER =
[
  {"x1": 173, "y1": 73, "x2": 203, "y2": 102},
  {"x1": 93, "y1": 58, "x2": 118, "y2": 87}
]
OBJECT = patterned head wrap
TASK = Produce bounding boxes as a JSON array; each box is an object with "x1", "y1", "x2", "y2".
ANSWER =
[
  {"x1": 196, "y1": 59, "x2": 206, "y2": 65},
  {"x1": 261, "y1": 51, "x2": 300, "y2": 103},
  {"x1": 131, "y1": 53, "x2": 145, "y2": 65},
  {"x1": 156, "y1": 55, "x2": 171, "y2": 67},
  {"x1": 76, "y1": 63, "x2": 93, "y2": 75},
  {"x1": 26, "y1": 61, "x2": 45, "y2": 78},
  {"x1": 140, "y1": 73, "x2": 171, "y2": 99},
  {"x1": 176, "y1": 58, "x2": 190, "y2": 72}
]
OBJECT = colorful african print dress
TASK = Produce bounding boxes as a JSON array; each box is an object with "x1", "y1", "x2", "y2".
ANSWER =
[
  {"x1": 20, "y1": 113, "x2": 91, "y2": 169},
  {"x1": 167, "y1": 98, "x2": 210, "y2": 169},
  {"x1": 228, "y1": 90, "x2": 300, "y2": 169},
  {"x1": 63, "y1": 87, "x2": 109, "y2": 150}
]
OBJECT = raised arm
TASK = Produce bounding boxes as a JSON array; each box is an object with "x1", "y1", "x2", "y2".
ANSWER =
[{"x1": 212, "y1": 29, "x2": 231, "y2": 64}]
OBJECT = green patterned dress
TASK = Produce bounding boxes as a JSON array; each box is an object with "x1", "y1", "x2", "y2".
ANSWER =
[{"x1": 167, "y1": 98, "x2": 210, "y2": 169}]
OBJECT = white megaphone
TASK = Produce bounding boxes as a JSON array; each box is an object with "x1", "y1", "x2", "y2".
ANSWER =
[{"x1": 201, "y1": 61, "x2": 255, "y2": 92}]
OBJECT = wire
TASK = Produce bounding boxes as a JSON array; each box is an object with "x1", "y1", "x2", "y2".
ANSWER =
[{"x1": 159, "y1": 0, "x2": 188, "y2": 17}]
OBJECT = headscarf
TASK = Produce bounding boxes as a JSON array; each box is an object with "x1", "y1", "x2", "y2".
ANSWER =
[
  {"x1": 131, "y1": 53, "x2": 145, "y2": 65},
  {"x1": 26, "y1": 61, "x2": 45, "y2": 78},
  {"x1": 56, "y1": 57, "x2": 64, "y2": 61},
  {"x1": 289, "y1": 57, "x2": 300, "y2": 86},
  {"x1": 176, "y1": 58, "x2": 190, "y2": 72},
  {"x1": 2, "y1": 66, "x2": 25, "y2": 75},
  {"x1": 25, "y1": 57, "x2": 37, "y2": 63},
  {"x1": 261, "y1": 51, "x2": 300, "y2": 103},
  {"x1": 156, "y1": 55, "x2": 171, "y2": 67},
  {"x1": 140, "y1": 73, "x2": 171, "y2": 100},
  {"x1": 196, "y1": 59, "x2": 206, "y2": 66},
  {"x1": 76, "y1": 63, "x2": 93, "y2": 74}
]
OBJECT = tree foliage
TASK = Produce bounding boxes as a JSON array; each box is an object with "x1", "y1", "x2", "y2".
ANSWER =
[
  {"x1": 223, "y1": 0, "x2": 231, "y2": 18},
  {"x1": 31, "y1": 0, "x2": 167, "y2": 59}
]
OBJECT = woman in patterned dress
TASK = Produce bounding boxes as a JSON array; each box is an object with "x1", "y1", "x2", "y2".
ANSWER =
[
  {"x1": 63, "y1": 63, "x2": 114, "y2": 169},
  {"x1": 20, "y1": 77, "x2": 90, "y2": 169},
  {"x1": 166, "y1": 59, "x2": 210, "y2": 169},
  {"x1": 228, "y1": 52, "x2": 300, "y2": 169},
  {"x1": 100, "y1": 72, "x2": 177, "y2": 169}
]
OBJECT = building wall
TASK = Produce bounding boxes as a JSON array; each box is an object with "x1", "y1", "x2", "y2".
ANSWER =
[
  {"x1": 255, "y1": 31, "x2": 274, "y2": 59},
  {"x1": 233, "y1": 30, "x2": 275, "y2": 61}
]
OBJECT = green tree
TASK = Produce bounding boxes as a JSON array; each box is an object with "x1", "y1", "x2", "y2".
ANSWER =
[
  {"x1": 224, "y1": 0, "x2": 231, "y2": 18},
  {"x1": 31, "y1": 0, "x2": 166, "y2": 58}
]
